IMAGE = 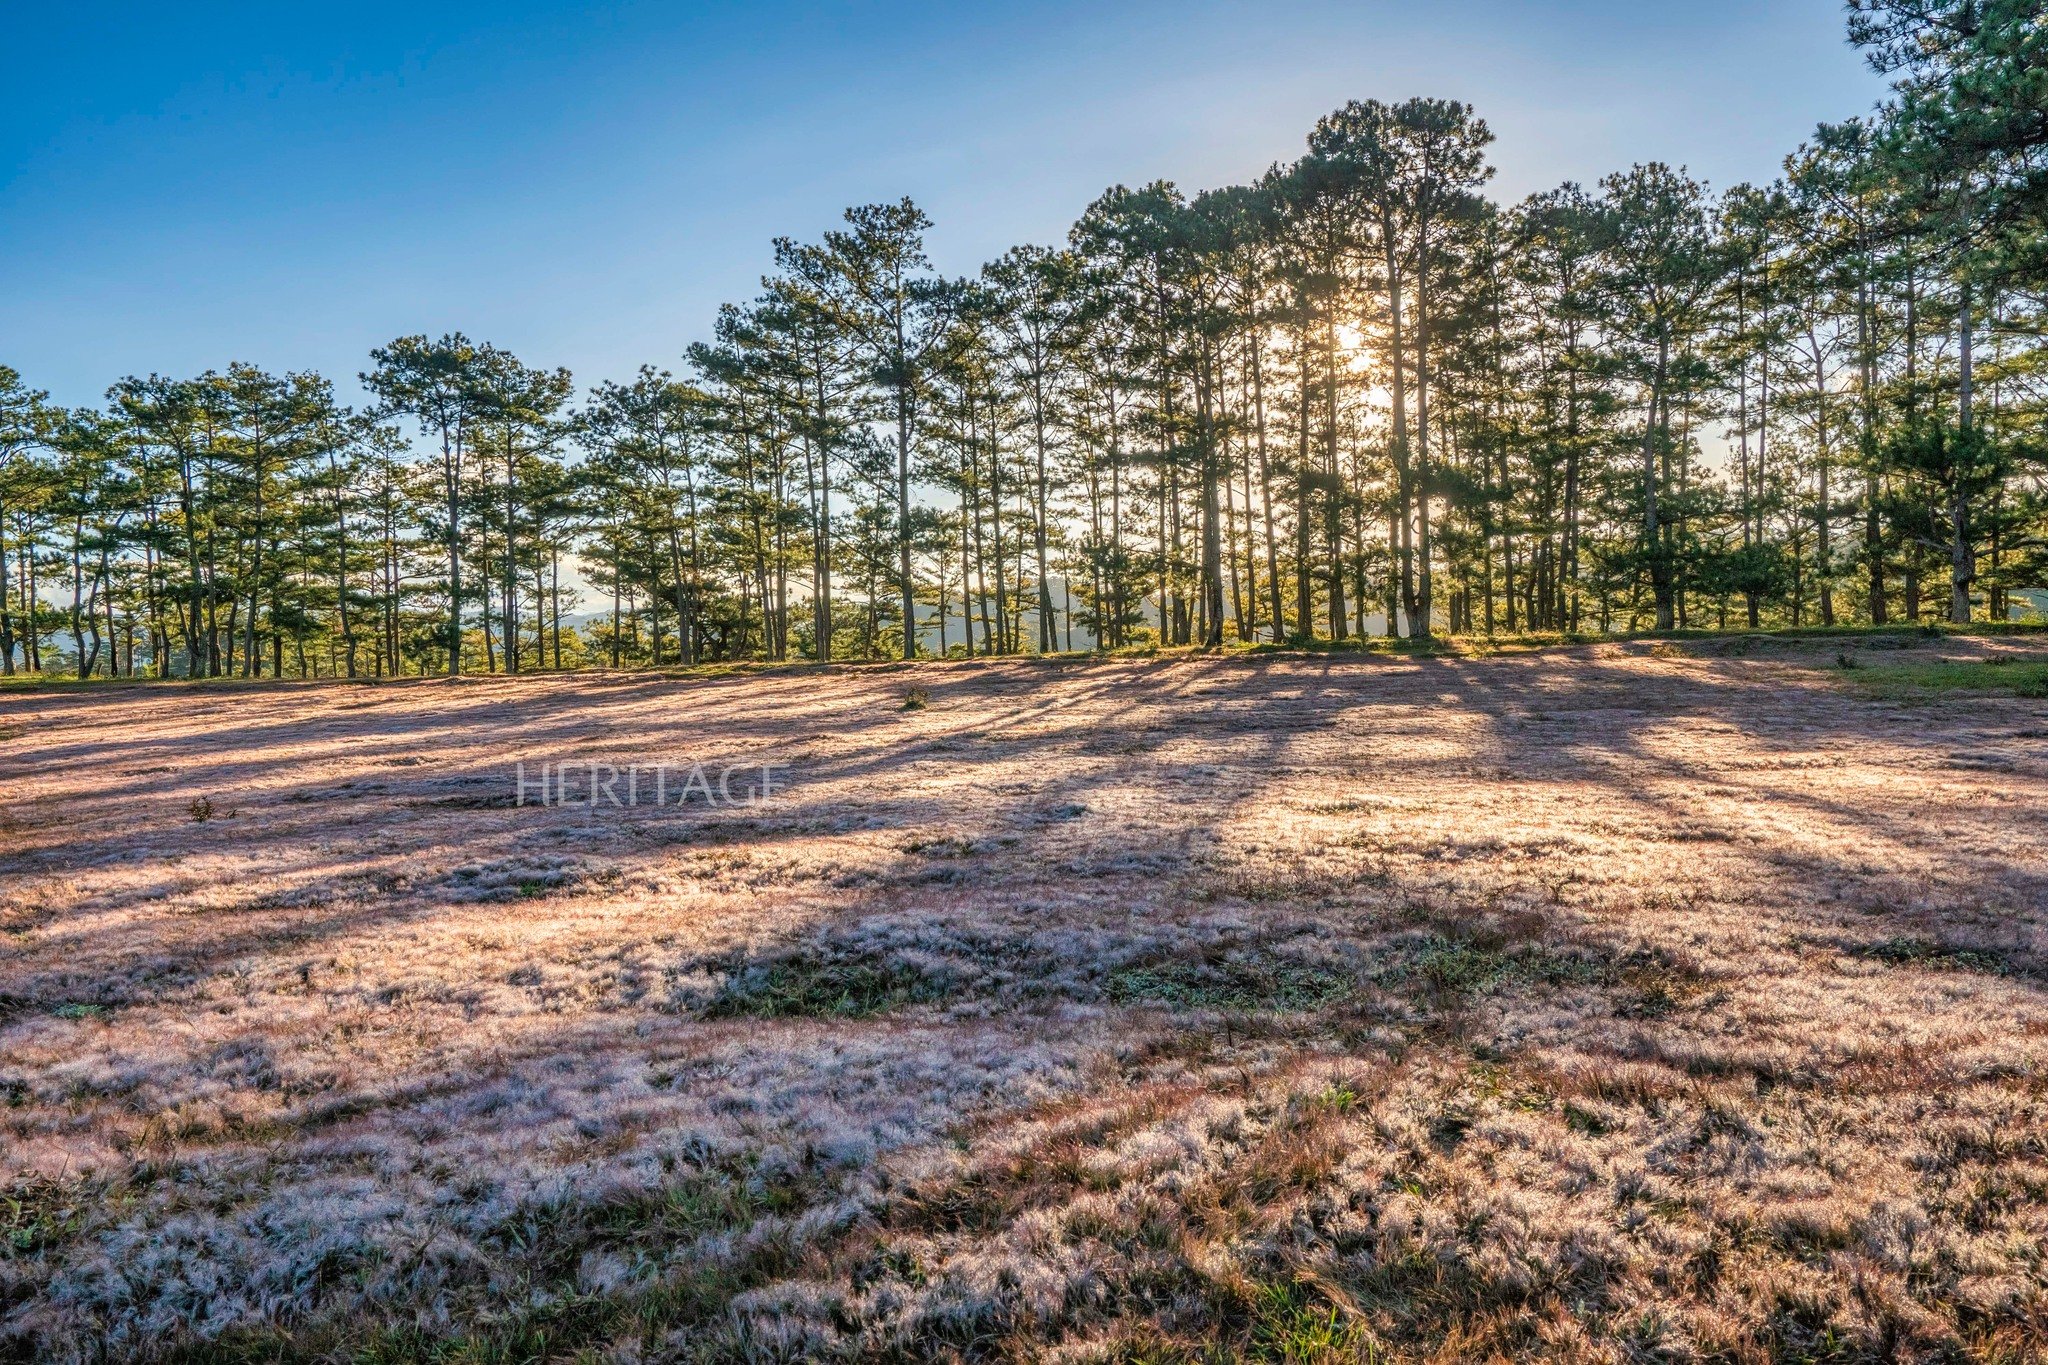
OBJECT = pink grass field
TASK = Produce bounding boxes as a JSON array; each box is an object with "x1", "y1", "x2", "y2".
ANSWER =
[{"x1": 2, "y1": 635, "x2": 2045, "y2": 1362}]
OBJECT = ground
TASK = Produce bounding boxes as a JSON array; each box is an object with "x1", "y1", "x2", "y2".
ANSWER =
[{"x1": 2, "y1": 634, "x2": 2045, "y2": 1363}]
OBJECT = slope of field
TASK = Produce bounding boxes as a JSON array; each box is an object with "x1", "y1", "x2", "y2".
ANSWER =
[{"x1": 2, "y1": 636, "x2": 2046, "y2": 1362}]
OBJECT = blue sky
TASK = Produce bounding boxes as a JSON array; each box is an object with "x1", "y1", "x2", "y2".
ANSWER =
[{"x1": 4, "y1": 1, "x2": 1889, "y2": 410}]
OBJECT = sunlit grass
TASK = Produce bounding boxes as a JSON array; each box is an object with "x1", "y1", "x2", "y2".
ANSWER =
[
  {"x1": 3, "y1": 621, "x2": 2044, "y2": 690},
  {"x1": 4, "y1": 637, "x2": 2046, "y2": 1360},
  {"x1": 1830, "y1": 654, "x2": 2048, "y2": 699}
]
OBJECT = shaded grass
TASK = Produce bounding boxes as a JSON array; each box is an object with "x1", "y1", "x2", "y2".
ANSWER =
[{"x1": 151, "y1": 1157, "x2": 828, "y2": 1365}]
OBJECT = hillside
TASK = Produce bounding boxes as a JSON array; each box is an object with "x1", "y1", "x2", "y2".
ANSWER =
[{"x1": 2, "y1": 635, "x2": 2045, "y2": 1361}]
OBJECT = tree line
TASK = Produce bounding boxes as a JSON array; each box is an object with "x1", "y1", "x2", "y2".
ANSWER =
[{"x1": 2, "y1": 0, "x2": 2040, "y2": 678}]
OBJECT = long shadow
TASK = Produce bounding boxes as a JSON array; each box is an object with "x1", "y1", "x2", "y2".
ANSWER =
[
  {"x1": 8, "y1": 644, "x2": 2048, "y2": 1364},
  {"x1": 7, "y1": 646, "x2": 2047, "y2": 1039}
]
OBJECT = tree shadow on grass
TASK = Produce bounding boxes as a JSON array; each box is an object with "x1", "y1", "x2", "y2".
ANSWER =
[{"x1": 5, "y1": 644, "x2": 2048, "y2": 1357}]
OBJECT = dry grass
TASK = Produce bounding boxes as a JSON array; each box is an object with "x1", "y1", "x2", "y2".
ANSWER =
[{"x1": 2, "y1": 634, "x2": 2046, "y2": 1362}]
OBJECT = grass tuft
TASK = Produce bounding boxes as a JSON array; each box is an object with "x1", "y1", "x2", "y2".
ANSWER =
[
  {"x1": 1394, "y1": 935, "x2": 1608, "y2": 995},
  {"x1": 1855, "y1": 935, "x2": 2008, "y2": 975},
  {"x1": 1104, "y1": 953, "x2": 1354, "y2": 1012},
  {"x1": 702, "y1": 945, "x2": 953, "y2": 1018}
]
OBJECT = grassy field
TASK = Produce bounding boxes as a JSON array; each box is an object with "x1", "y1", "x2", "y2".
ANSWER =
[{"x1": 2, "y1": 632, "x2": 2045, "y2": 1362}]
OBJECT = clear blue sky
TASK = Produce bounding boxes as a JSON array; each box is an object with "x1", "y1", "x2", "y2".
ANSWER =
[{"x1": 4, "y1": 1, "x2": 1889, "y2": 411}]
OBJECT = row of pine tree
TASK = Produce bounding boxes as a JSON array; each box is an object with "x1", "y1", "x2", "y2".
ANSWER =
[{"x1": 1, "y1": 0, "x2": 2040, "y2": 677}]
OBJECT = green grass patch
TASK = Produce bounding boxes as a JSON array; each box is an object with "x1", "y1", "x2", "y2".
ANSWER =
[
  {"x1": 1854, "y1": 935, "x2": 2008, "y2": 975},
  {"x1": 1391, "y1": 935, "x2": 1611, "y2": 995},
  {"x1": 1103, "y1": 955, "x2": 1355, "y2": 1012},
  {"x1": 701, "y1": 947, "x2": 952, "y2": 1019},
  {"x1": 1, "y1": 1178, "x2": 81, "y2": 1252},
  {"x1": 1242, "y1": 1276, "x2": 1387, "y2": 1363},
  {"x1": 0, "y1": 673, "x2": 121, "y2": 691},
  {"x1": 1, "y1": 1177, "x2": 96, "y2": 1257},
  {"x1": 1826, "y1": 655, "x2": 2048, "y2": 699},
  {"x1": 1116, "y1": 1271, "x2": 1387, "y2": 1364},
  {"x1": 10, "y1": 623, "x2": 2043, "y2": 695}
]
